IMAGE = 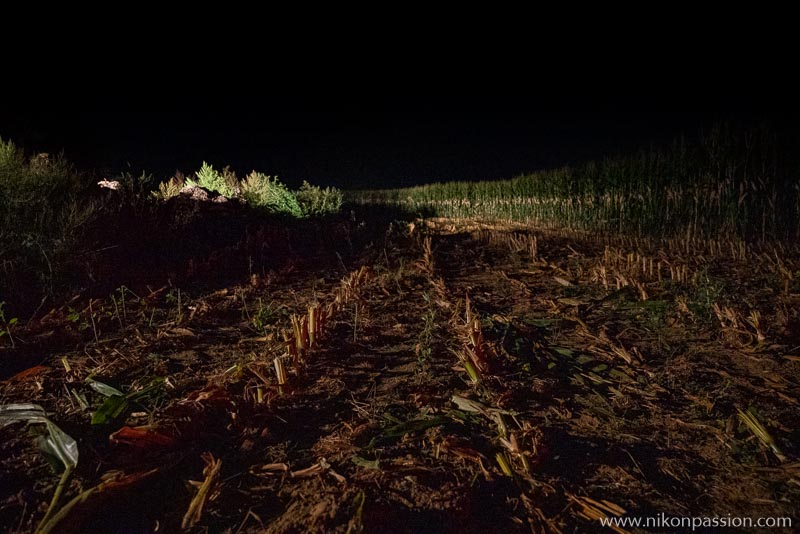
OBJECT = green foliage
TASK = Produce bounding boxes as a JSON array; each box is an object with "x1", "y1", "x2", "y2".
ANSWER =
[
  {"x1": 91, "y1": 394, "x2": 128, "y2": 425},
  {"x1": 151, "y1": 164, "x2": 343, "y2": 219},
  {"x1": 1, "y1": 137, "x2": 343, "y2": 314},
  {"x1": 153, "y1": 174, "x2": 184, "y2": 200},
  {"x1": 250, "y1": 299, "x2": 285, "y2": 334},
  {"x1": 354, "y1": 125, "x2": 800, "y2": 241},
  {"x1": 416, "y1": 292, "x2": 437, "y2": 366},
  {"x1": 190, "y1": 162, "x2": 235, "y2": 197},
  {"x1": 241, "y1": 172, "x2": 302, "y2": 216},
  {"x1": 0, "y1": 404, "x2": 78, "y2": 470},
  {"x1": 688, "y1": 268, "x2": 726, "y2": 317},
  {"x1": 296, "y1": 181, "x2": 343, "y2": 217},
  {"x1": 0, "y1": 137, "x2": 24, "y2": 174},
  {"x1": 66, "y1": 307, "x2": 80, "y2": 323},
  {"x1": 0, "y1": 302, "x2": 18, "y2": 347},
  {"x1": 0, "y1": 143, "x2": 92, "y2": 238},
  {"x1": 0, "y1": 138, "x2": 99, "y2": 309},
  {"x1": 90, "y1": 376, "x2": 165, "y2": 426},
  {"x1": 221, "y1": 165, "x2": 239, "y2": 194},
  {"x1": 165, "y1": 288, "x2": 184, "y2": 323}
]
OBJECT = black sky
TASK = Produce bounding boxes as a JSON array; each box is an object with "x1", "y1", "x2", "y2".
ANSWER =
[{"x1": 0, "y1": 111, "x2": 784, "y2": 189}]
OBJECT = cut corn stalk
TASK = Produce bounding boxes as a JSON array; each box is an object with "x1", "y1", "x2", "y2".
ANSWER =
[
  {"x1": 290, "y1": 457, "x2": 346, "y2": 484},
  {"x1": 283, "y1": 330, "x2": 298, "y2": 362},
  {"x1": 300, "y1": 315, "x2": 309, "y2": 350},
  {"x1": 463, "y1": 360, "x2": 481, "y2": 384},
  {"x1": 568, "y1": 493, "x2": 629, "y2": 534},
  {"x1": 182, "y1": 452, "x2": 222, "y2": 530},
  {"x1": 291, "y1": 315, "x2": 306, "y2": 354},
  {"x1": 274, "y1": 357, "x2": 287, "y2": 386},
  {"x1": 495, "y1": 451, "x2": 513, "y2": 476},
  {"x1": 251, "y1": 463, "x2": 289, "y2": 475},
  {"x1": 326, "y1": 301, "x2": 337, "y2": 319},
  {"x1": 500, "y1": 433, "x2": 531, "y2": 474},
  {"x1": 308, "y1": 305, "x2": 316, "y2": 347},
  {"x1": 738, "y1": 409, "x2": 787, "y2": 462}
]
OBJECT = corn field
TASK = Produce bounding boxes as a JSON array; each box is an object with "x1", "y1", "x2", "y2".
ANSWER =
[{"x1": 354, "y1": 125, "x2": 800, "y2": 242}]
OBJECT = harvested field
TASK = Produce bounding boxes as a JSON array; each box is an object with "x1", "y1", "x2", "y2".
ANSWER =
[{"x1": 2, "y1": 216, "x2": 798, "y2": 533}]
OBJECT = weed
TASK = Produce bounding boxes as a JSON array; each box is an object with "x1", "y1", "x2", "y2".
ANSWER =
[
  {"x1": 88, "y1": 300, "x2": 99, "y2": 343},
  {"x1": 66, "y1": 307, "x2": 80, "y2": 324},
  {"x1": 166, "y1": 288, "x2": 184, "y2": 324},
  {"x1": 688, "y1": 268, "x2": 726, "y2": 317},
  {"x1": 188, "y1": 162, "x2": 235, "y2": 197},
  {"x1": 66, "y1": 307, "x2": 91, "y2": 333},
  {"x1": 152, "y1": 173, "x2": 184, "y2": 200},
  {"x1": 416, "y1": 292, "x2": 437, "y2": 366},
  {"x1": 153, "y1": 165, "x2": 342, "y2": 218},
  {"x1": 296, "y1": 181, "x2": 343, "y2": 217},
  {"x1": 240, "y1": 172, "x2": 302, "y2": 216},
  {"x1": 0, "y1": 301, "x2": 18, "y2": 347},
  {"x1": 251, "y1": 299, "x2": 284, "y2": 334}
]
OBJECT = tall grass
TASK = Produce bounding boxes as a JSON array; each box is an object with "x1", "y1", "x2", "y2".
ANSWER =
[
  {"x1": 0, "y1": 139, "x2": 98, "y2": 308},
  {"x1": 354, "y1": 125, "x2": 800, "y2": 242}
]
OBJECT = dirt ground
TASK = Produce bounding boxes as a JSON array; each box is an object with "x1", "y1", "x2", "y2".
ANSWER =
[{"x1": 1, "y1": 217, "x2": 798, "y2": 533}]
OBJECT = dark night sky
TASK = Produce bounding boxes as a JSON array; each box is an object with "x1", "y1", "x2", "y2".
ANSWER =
[{"x1": 0, "y1": 111, "x2": 785, "y2": 189}]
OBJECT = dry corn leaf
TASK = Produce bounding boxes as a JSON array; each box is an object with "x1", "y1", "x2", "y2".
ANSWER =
[{"x1": 182, "y1": 452, "x2": 222, "y2": 530}]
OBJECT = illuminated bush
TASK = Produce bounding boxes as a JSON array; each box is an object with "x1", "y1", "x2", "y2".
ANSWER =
[
  {"x1": 240, "y1": 172, "x2": 302, "y2": 217},
  {"x1": 187, "y1": 162, "x2": 236, "y2": 198},
  {"x1": 152, "y1": 173, "x2": 184, "y2": 200},
  {"x1": 296, "y1": 181, "x2": 343, "y2": 217}
]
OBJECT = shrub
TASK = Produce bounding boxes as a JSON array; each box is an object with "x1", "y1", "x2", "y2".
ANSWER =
[
  {"x1": 152, "y1": 164, "x2": 343, "y2": 218},
  {"x1": 0, "y1": 138, "x2": 98, "y2": 311},
  {"x1": 0, "y1": 137, "x2": 25, "y2": 175},
  {"x1": 152, "y1": 173, "x2": 184, "y2": 200},
  {"x1": 296, "y1": 181, "x2": 343, "y2": 217},
  {"x1": 240, "y1": 172, "x2": 302, "y2": 217},
  {"x1": 188, "y1": 162, "x2": 235, "y2": 197}
]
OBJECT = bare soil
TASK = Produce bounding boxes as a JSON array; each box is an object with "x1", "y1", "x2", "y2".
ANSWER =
[{"x1": 1, "y1": 217, "x2": 798, "y2": 533}]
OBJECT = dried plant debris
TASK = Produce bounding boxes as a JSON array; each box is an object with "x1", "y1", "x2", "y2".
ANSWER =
[{"x1": 1, "y1": 220, "x2": 798, "y2": 532}]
